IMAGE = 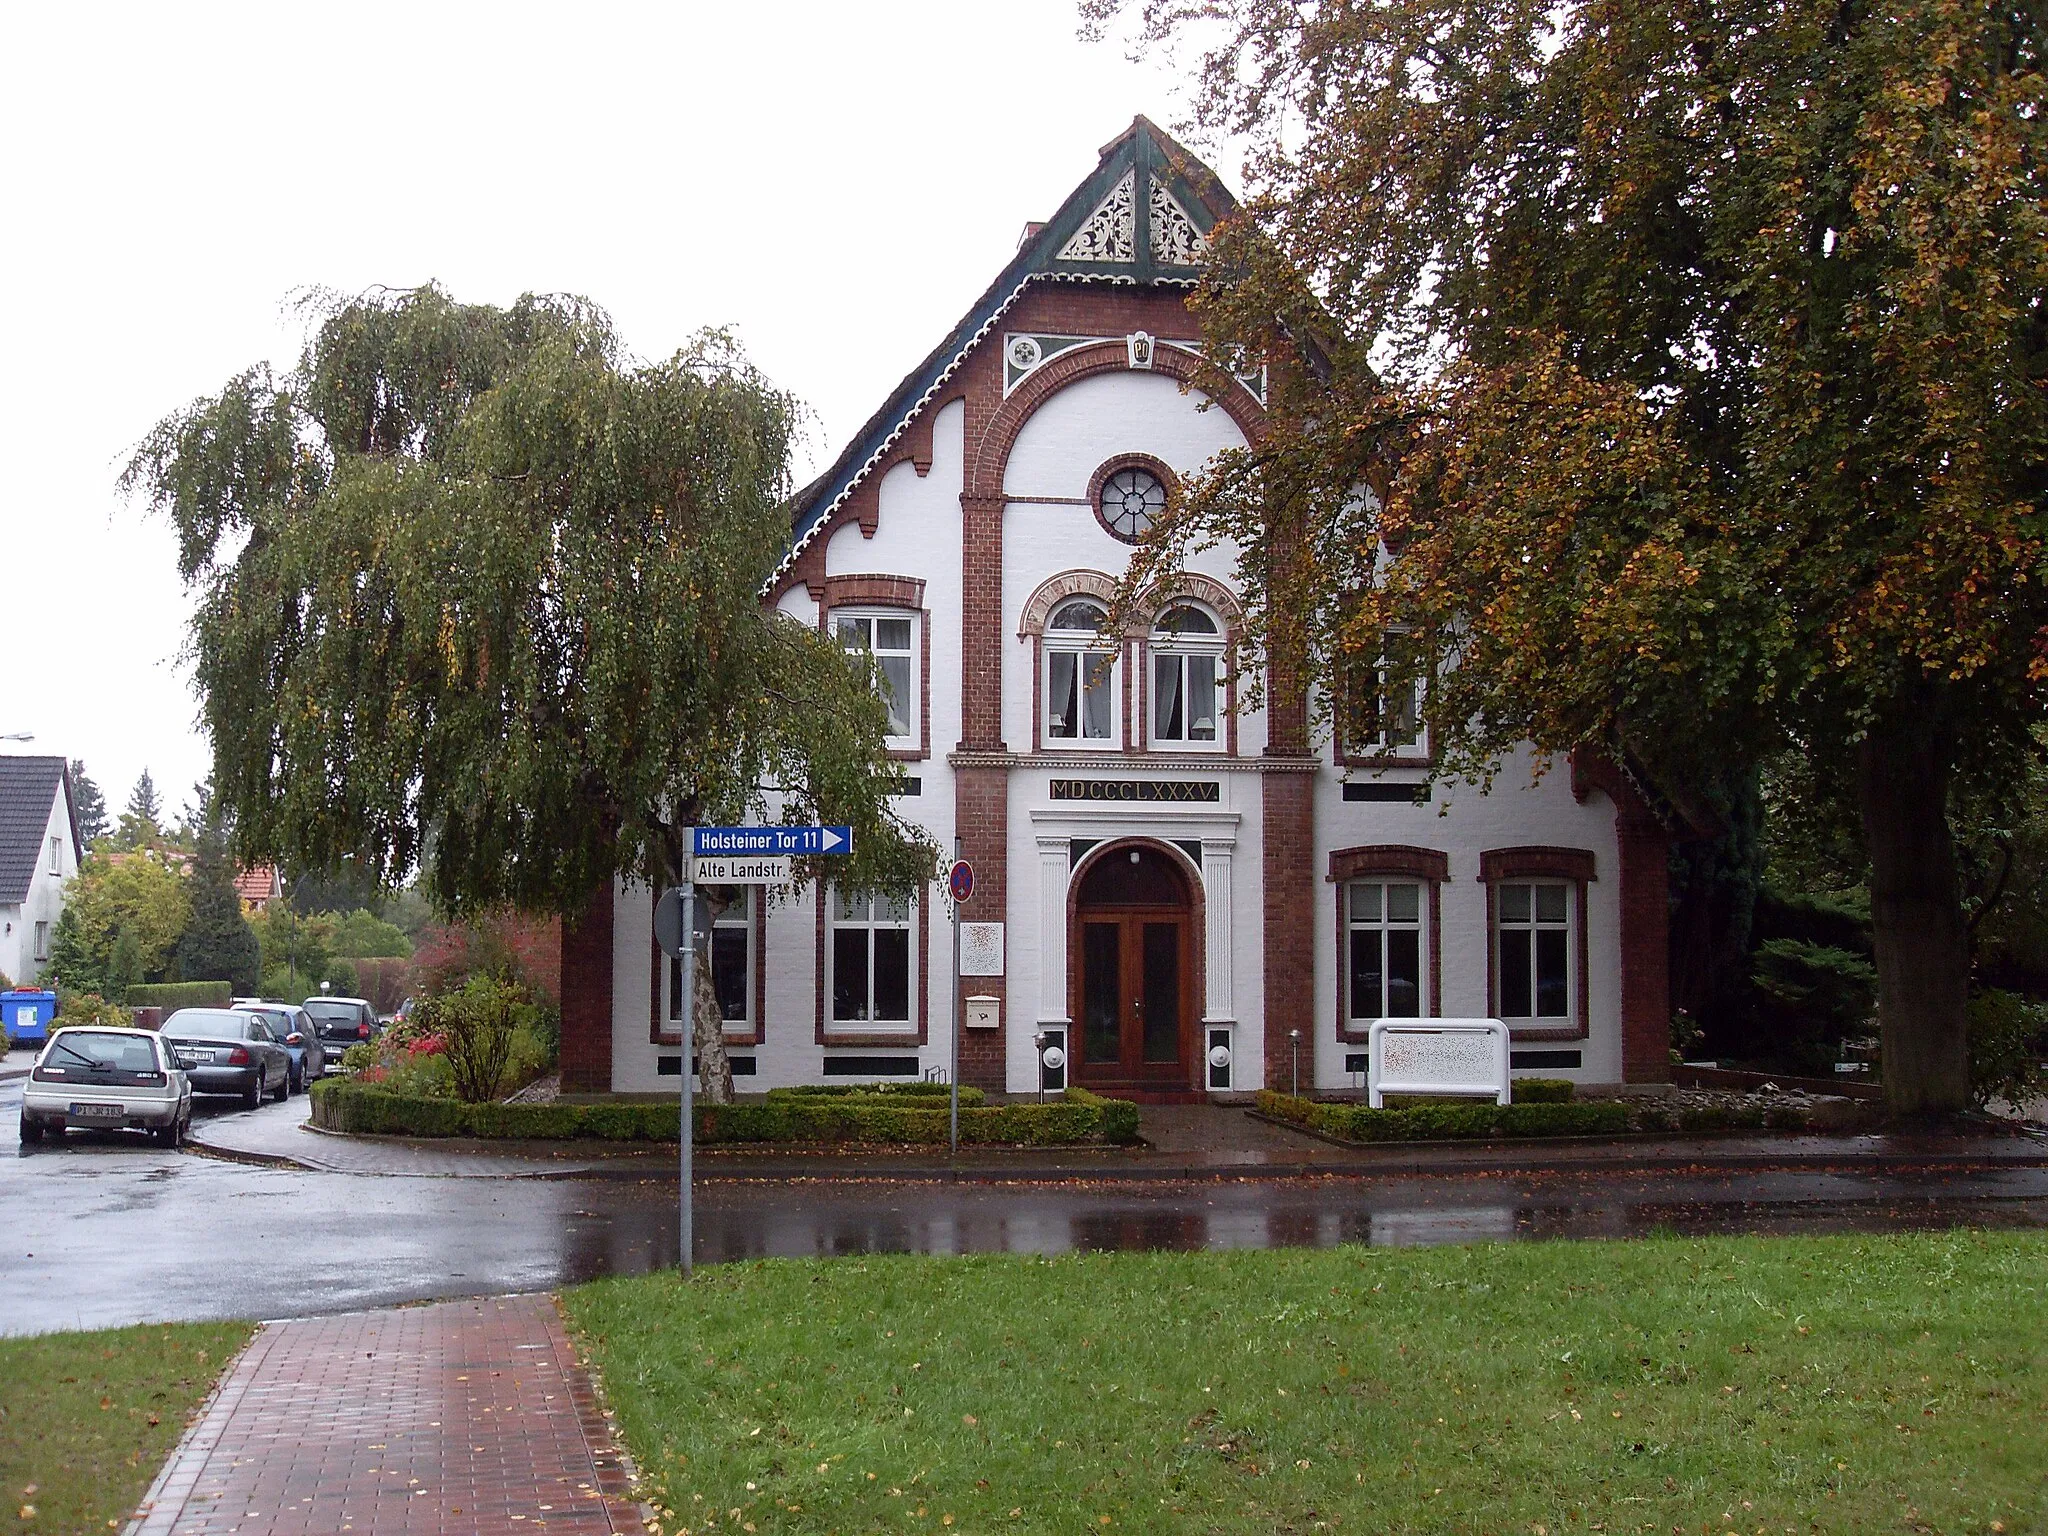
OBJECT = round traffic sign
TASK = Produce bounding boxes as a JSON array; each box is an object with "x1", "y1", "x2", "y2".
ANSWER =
[{"x1": 948, "y1": 860, "x2": 974, "y2": 903}]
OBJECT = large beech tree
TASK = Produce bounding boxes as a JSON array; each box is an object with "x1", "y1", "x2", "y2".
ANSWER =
[
  {"x1": 1095, "y1": 0, "x2": 2048, "y2": 1110},
  {"x1": 126, "y1": 286, "x2": 934, "y2": 1101}
]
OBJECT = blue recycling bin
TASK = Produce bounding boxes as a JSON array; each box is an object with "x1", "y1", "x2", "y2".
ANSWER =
[{"x1": 3, "y1": 989, "x2": 56, "y2": 1046}]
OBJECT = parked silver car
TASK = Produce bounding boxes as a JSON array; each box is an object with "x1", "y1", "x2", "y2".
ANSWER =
[
  {"x1": 161, "y1": 1008, "x2": 293, "y2": 1108},
  {"x1": 19, "y1": 1026, "x2": 193, "y2": 1147}
]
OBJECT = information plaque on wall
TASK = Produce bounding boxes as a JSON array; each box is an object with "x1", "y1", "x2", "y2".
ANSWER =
[{"x1": 960, "y1": 922, "x2": 1005, "y2": 976}]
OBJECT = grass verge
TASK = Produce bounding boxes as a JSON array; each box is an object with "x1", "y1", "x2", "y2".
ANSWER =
[
  {"x1": 565, "y1": 1232, "x2": 2046, "y2": 1535},
  {"x1": 0, "y1": 1321, "x2": 249, "y2": 1535}
]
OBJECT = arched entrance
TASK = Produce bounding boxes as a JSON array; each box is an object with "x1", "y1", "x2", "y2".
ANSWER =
[{"x1": 1068, "y1": 842, "x2": 1200, "y2": 1091}]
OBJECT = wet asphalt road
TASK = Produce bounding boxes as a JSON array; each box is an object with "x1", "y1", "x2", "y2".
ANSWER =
[{"x1": 3, "y1": 1076, "x2": 2046, "y2": 1337}]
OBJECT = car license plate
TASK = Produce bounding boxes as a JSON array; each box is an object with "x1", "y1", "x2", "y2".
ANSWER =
[
  {"x1": 69, "y1": 1103, "x2": 124, "y2": 1119},
  {"x1": 178, "y1": 1050, "x2": 214, "y2": 1066}
]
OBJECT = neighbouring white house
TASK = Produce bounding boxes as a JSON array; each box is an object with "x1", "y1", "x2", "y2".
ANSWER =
[
  {"x1": 554, "y1": 118, "x2": 1682, "y2": 1102},
  {"x1": 0, "y1": 756, "x2": 81, "y2": 987}
]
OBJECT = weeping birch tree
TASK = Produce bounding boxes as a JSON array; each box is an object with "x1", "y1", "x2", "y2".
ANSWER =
[{"x1": 125, "y1": 285, "x2": 934, "y2": 1101}]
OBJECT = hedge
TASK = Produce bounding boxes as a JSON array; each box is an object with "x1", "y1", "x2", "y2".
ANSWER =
[
  {"x1": 122, "y1": 981, "x2": 233, "y2": 1012},
  {"x1": 309, "y1": 1079, "x2": 1142, "y2": 1146},
  {"x1": 1257, "y1": 1090, "x2": 1629, "y2": 1142},
  {"x1": 767, "y1": 1082, "x2": 987, "y2": 1107}
]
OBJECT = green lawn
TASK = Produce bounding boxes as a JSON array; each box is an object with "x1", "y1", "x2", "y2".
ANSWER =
[
  {"x1": 0, "y1": 1321, "x2": 249, "y2": 1535},
  {"x1": 566, "y1": 1233, "x2": 2047, "y2": 1536}
]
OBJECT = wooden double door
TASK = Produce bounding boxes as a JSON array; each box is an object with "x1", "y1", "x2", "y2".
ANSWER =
[{"x1": 1069, "y1": 845, "x2": 1196, "y2": 1090}]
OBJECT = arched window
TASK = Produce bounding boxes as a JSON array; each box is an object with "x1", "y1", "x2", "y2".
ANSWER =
[
  {"x1": 1045, "y1": 598, "x2": 1117, "y2": 745},
  {"x1": 1150, "y1": 602, "x2": 1224, "y2": 747}
]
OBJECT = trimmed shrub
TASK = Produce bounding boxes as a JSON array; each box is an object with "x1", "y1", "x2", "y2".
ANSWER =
[
  {"x1": 1511, "y1": 1077, "x2": 1575, "y2": 1103},
  {"x1": 1065, "y1": 1085, "x2": 1142, "y2": 1144},
  {"x1": 126, "y1": 981, "x2": 233, "y2": 1012},
  {"x1": 309, "y1": 1080, "x2": 1139, "y2": 1146},
  {"x1": 767, "y1": 1083, "x2": 987, "y2": 1107},
  {"x1": 1257, "y1": 1090, "x2": 1628, "y2": 1142}
]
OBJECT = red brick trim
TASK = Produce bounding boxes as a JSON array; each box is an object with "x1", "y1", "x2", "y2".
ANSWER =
[
  {"x1": 558, "y1": 878, "x2": 614, "y2": 1093},
  {"x1": 1017, "y1": 568, "x2": 1125, "y2": 637},
  {"x1": 967, "y1": 339, "x2": 1263, "y2": 500},
  {"x1": 1478, "y1": 846, "x2": 1598, "y2": 884},
  {"x1": 813, "y1": 881, "x2": 930, "y2": 1048},
  {"x1": 951, "y1": 765, "x2": 1009, "y2": 1090},
  {"x1": 822, "y1": 573, "x2": 927, "y2": 610},
  {"x1": 1261, "y1": 768, "x2": 1316, "y2": 1088},
  {"x1": 1329, "y1": 845, "x2": 1451, "y2": 884},
  {"x1": 820, "y1": 584, "x2": 932, "y2": 763},
  {"x1": 1328, "y1": 847, "x2": 1447, "y2": 1039},
  {"x1": 1477, "y1": 847, "x2": 1595, "y2": 1042}
]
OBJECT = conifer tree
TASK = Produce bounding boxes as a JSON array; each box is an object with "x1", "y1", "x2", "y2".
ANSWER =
[{"x1": 68, "y1": 761, "x2": 108, "y2": 846}]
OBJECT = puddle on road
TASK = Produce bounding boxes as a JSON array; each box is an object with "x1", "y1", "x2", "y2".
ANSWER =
[{"x1": 544, "y1": 1175, "x2": 2048, "y2": 1281}]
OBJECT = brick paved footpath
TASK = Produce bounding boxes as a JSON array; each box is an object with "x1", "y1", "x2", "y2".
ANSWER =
[{"x1": 128, "y1": 1295, "x2": 645, "y2": 1535}]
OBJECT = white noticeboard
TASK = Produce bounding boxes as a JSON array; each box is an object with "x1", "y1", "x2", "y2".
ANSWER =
[
  {"x1": 959, "y1": 922, "x2": 1005, "y2": 977},
  {"x1": 1367, "y1": 1018, "x2": 1511, "y2": 1108}
]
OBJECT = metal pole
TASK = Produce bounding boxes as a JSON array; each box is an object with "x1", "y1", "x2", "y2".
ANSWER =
[
  {"x1": 1290, "y1": 1028, "x2": 1300, "y2": 1098},
  {"x1": 680, "y1": 880, "x2": 695, "y2": 1280},
  {"x1": 949, "y1": 836, "x2": 961, "y2": 1158}
]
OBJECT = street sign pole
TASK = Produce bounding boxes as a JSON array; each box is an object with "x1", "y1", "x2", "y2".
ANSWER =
[
  {"x1": 949, "y1": 837, "x2": 962, "y2": 1158},
  {"x1": 679, "y1": 878, "x2": 695, "y2": 1280}
]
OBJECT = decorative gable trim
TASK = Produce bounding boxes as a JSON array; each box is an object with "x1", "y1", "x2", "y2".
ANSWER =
[
  {"x1": 1059, "y1": 171, "x2": 1136, "y2": 262},
  {"x1": 771, "y1": 117, "x2": 1238, "y2": 594}
]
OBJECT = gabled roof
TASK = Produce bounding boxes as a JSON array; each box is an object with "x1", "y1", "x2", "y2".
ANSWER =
[
  {"x1": 234, "y1": 865, "x2": 283, "y2": 903},
  {"x1": 0, "y1": 757, "x2": 76, "y2": 906},
  {"x1": 777, "y1": 116, "x2": 1237, "y2": 583}
]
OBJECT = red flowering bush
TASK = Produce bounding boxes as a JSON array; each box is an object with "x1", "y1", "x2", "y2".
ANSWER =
[{"x1": 406, "y1": 1034, "x2": 447, "y2": 1058}]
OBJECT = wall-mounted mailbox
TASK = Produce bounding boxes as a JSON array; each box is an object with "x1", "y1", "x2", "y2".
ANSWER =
[{"x1": 964, "y1": 995, "x2": 1001, "y2": 1030}]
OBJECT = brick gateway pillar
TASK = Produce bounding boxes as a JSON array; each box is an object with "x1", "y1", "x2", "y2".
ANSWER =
[{"x1": 557, "y1": 877, "x2": 614, "y2": 1093}]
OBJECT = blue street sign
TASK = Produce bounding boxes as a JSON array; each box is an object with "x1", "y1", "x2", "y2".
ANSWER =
[
  {"x1": 948, "y1": 860, "x2": 974, "y2": 903},
  {"x1": 692, "y1": 825, "x2": 853, "y2": 857}
]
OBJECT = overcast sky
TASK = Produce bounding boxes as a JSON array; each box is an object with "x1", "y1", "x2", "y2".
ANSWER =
[{"x1": 0, "y1": 0, "x2": 1213, "y2": 825}]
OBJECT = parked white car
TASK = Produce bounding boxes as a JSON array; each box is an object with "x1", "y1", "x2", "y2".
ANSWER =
[{"x1": 19, "y1": 1026, "x2": 194, "y2": 1147}]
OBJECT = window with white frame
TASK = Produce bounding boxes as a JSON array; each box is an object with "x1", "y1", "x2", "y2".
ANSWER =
[
  {"x1": 1044, "y1": 599, "x2": 1117, "y2": 745},
  {"x1": 1340, "y1": 650, "x2": 1423, "y2": 757},
  {"x1": 1496, "y1": 881, "x2": 1573, "y2": 1022},
  {"x1": 34, "y1": 921, "x2": 50, "y2": 962},
  {"x1": 829, "y1": 886, "x2": 914, "y2": 1028},
  {"x1": 667, "y1": 888, "x2": 752, "y2": 1034},
  {"x1": 835, "y1": 610, "x2": 918, "y2": 748},
  {"x1": 1150, "y1": 602, "x2": 1224, "y2": 747},
  {"x1": 48, "y1": 835, "x2": 62, "y2": 873},
  {"x1": 1347, "y1": 881, "x2": 1424, "y2": 1022}
]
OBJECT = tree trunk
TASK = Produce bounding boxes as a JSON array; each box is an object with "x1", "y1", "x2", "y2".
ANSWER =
[
  {"x1": 692, "y1": 936, "x2": 736, "y2": 1105},
  {"x1": 1857, "y1": 708, "x2": 1971, "y2": 1115},
  {"x1": 690, "y1": 886, "x2": 737, "y2": 1106}
]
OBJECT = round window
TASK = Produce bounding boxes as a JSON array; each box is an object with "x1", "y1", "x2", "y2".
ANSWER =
[{"x1": 1097, "y1": 466, "x2": 1168, "y2": 543}]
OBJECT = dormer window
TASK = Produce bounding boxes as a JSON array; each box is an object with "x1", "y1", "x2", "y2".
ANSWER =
[{"x1": 1151, "y1": 602, "x2": 1224, "y2": 748}]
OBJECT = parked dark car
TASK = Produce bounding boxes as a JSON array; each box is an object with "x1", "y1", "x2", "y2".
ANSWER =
[
  {"x1": 161, "y1": 1009, "x2": 292, "y2": 1108},
  {"x1": 234, "y1": 1003, "x2": 324, "y2": 1091},
  {"x1": 303, "y1": 996, "x2": 379, "y2": 1066}
]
